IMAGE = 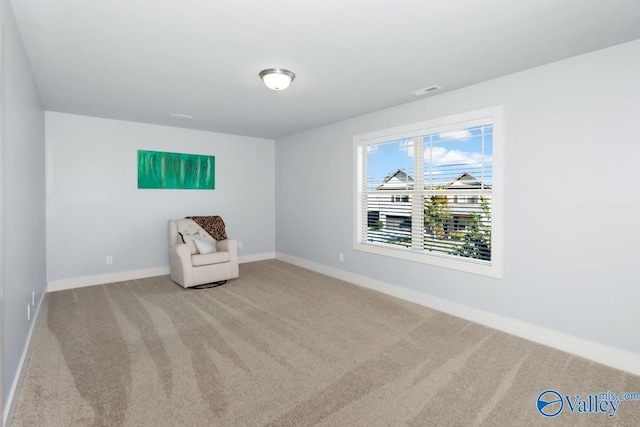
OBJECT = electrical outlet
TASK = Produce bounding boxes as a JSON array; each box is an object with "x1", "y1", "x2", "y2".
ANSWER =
[
  {"x1": 238, "y1": 242, "x2": 243, "y2": 250},
  {"x1": 339, "y1": 253, "x2": 344, "y2": 262},
  {"x1": 106, "y1": 255, "x2": 113, "y2": 265}
]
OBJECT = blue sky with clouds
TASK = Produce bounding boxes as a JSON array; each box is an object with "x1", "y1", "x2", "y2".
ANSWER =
[{"x1": 366, "y1": 124, "x2": 493, "y2": 190}]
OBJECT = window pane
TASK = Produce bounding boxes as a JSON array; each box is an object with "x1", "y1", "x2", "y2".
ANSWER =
[
  {"x1": 424, "y1": 195, "x2": 491, "y2": 261},
  {"x1": 424, "y1": 125, "x2": 492, "y2": 189},
  {"x1": 422, "y1": 124, "x2": 492, "y2": 262},
  {"x1": 366, "y1": 138, "x2": 414, "y2": 191},
  {"x1": 366, "y1": 194, "x2": 412, "y2": 248}
]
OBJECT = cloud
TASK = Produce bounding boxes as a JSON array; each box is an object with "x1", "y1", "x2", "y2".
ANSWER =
[
  {"x1": 396, "y1": 139, "x2": 485, "y2": 166},
  {"x1": 437, "y1": 129, "x2": 473, "y2": 141},
  {"x1": 368, "y1": 138, "x2": 413, "y2": 154},
  {"x1": 397, "y1": 138, "x2": 416, "y2": 156},
  {"x1": 430, "y1": 146, "x2": 484, "y2": 166}
]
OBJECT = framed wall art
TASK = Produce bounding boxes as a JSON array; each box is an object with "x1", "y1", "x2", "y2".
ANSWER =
[{"x1": 137, "y1": 150, "x2": 215, "y2": 190}]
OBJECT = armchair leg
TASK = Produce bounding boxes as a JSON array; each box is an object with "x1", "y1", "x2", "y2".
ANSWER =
[{"x1": 190, "y1": 280, "x2": 227, "y2": 290}]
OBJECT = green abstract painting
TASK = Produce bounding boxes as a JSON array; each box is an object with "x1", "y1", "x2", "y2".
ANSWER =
[{"x1": 138, "y1": 150, "x2": 215, "y2": 189}]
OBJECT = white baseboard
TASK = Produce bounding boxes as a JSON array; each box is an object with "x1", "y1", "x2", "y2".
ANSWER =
[
  {"x1": 47, "y1": 266, "x2": 170, "y2": 292},
  {"x1": 4, "y1": 291, "x2": 46, "y2": 426},
  {"x1": 276, "y1": 253, "x2": 640, "y2": 376},
  {"x1": 239, "y1": 252, "x2": 276, "y2": 264},
  {"x1": 46, "y1": 253, "x2": 277, "y2": 293}
]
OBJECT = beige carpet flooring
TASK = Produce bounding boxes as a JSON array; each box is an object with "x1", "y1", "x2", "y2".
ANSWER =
[{"x1": 10, "y1": 259, "x2": 640, "y2": 426}]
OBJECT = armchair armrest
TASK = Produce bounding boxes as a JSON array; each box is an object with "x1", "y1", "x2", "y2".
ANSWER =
[
  {"x1": 216, "y1": 239, "x2": 237, "y2": 253},
  {"x1": 216, "y1": 239, "x2": 239, "y2": 278},
  {"x1": 173, "y1": 243, "x2": 192, "y2": 258},
  {"x1": 169, "y1": 243, "x2": 194, "y2": 287}
]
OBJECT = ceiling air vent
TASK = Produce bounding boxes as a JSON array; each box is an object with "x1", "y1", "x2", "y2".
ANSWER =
[
  {"x1": 410, "y1": 85, "x2": 443, "y2": 96},
  {"x1": 169, "y1": 113, "x2": 193, "y2": 120}
]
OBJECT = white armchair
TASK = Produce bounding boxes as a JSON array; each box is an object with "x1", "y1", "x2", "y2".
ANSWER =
[{"x1": 168, "y1": 218, "x2": 239, "y2": 288}]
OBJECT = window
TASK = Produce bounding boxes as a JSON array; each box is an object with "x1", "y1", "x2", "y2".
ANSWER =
[
  {"x1": 454, "y1": 195, "x2": 477, "y2": 204},
  {"x1": 354, "y1": 106, "x2": 502, "y2": 277},
  {"x1": 392, "y1": 195, "x2": 410, "y2": 203}
]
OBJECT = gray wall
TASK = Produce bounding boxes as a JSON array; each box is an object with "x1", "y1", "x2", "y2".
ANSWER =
[
  {"x1": 46, "y1": 112, "x2": 275, "y2": 282},
  {"x1": 2, "y1": 0, "x2": 46, "y2": 410},
  {"x1": 275, "y1": 39, "x2": 640, "y2": 355}
]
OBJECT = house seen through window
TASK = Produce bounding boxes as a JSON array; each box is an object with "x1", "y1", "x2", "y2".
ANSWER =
[{"x1": 354, "y1": 106, "x2": 503, "y2": 277}]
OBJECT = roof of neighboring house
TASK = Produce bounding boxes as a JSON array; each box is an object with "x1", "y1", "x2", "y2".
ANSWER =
[
  {"x1": 377, "y1": 169, "x2": 414, "y2": 190},
  {"x1": 445, "y1": 172, "x2": 491, "y2": 189},
  {"x1": 376, "y1": 170, "x2": 490, "y2": 191}
]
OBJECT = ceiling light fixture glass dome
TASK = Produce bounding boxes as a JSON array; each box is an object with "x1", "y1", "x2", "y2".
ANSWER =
[{"x1": 259, "y1": 68, "x2": 295, "y2": 91}]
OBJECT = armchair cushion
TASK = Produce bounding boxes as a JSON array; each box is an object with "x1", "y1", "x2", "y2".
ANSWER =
[{"x1": 191, "y1": 251, "x2": 230, "y2": 267}]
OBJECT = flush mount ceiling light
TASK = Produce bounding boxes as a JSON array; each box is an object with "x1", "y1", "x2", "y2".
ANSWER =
[{"x1": 259, "y1": 68, "x2": 295, "y2": 91}]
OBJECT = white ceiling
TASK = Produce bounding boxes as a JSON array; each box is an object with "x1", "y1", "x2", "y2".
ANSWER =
[{"x1": 10, "y1": 0, "x2": 640, "y2": 139}]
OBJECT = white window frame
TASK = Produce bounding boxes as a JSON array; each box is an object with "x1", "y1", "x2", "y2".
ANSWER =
[{"x1": 353, "y1": 106, "x2": 503, "y2": 278}]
